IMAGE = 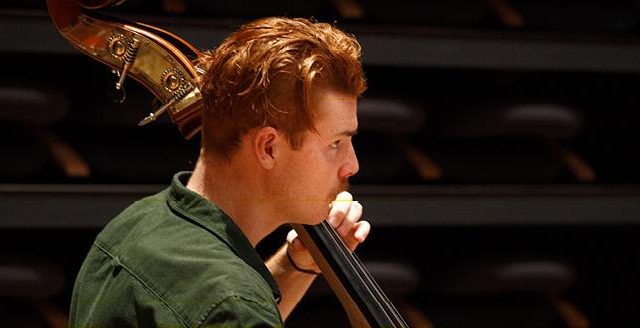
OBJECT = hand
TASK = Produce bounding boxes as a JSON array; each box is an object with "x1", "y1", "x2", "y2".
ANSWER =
[{"x1": 286, "y1": 191, "x2": 371, "y2": 273}]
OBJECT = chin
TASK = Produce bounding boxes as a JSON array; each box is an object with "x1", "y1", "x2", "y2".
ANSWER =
[
  {"x1": 289, "y1": 206, "x2": 329, "y2": 226},
  {"x1": 308, "y1": 216, "x2": 327, "y2": 226},
  {"x1": 285, "y1": 218, "x2": 322, "y2": 226}
]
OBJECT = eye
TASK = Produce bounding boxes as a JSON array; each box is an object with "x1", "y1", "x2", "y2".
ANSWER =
[{"x1": 330, "y1": 140, "x2": 341, "y2": 149}]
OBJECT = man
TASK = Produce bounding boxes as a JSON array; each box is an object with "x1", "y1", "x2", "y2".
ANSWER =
[{"x1": 70, "y1": 16, "x2": 369, "y2": 327}]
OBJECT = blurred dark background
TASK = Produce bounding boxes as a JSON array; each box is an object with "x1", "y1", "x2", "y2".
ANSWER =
[{"x1": 1, "y1": 0, "x2": 640, "y2": 327}]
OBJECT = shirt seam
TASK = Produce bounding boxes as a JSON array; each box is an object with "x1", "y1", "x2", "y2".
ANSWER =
[
  {"x1": 165, "y1": 187, "x2": 281, "y2": 302},
  {"x1": 165, "y1": 193, "x2": 238, "y2": 254},
  {"x1": 196, "y1": 293, "x2": 282, "y2": 328},
  {"x1": 93, "y1": 241, "x2": 191, "y2": 328}
]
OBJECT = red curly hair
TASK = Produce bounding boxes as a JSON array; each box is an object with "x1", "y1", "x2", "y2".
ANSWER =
[{"x1": 199, "y1": 17, "x2": 366, "y2": 161}]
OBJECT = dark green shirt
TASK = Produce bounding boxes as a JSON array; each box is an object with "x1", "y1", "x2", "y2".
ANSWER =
[{"x1": 70, "y1": 172, "x2": 283, "y2": 327}]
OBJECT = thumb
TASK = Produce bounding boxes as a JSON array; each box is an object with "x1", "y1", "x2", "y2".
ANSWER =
[{"x1": 286, "y1": 229, "x2": 307, "y2": 253}]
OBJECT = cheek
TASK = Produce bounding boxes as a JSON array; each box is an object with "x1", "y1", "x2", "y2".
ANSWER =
[
  {"x1": 298, "y1": 153, "x2": 335, "y2": 197},
  {"x1": 282, "y1": 152, "x2": 322, "y2": 190},
  {"x1": 292, "y1": 146, "x2": 340, "y2": 190},
  {"x1": 314, "y1": 151, "x2": 340, "y2": 179}
]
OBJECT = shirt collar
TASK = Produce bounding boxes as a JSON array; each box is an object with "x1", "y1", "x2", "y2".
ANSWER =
[{"x1": 166, "y1": 171, "x2": 281, "y2": 302}]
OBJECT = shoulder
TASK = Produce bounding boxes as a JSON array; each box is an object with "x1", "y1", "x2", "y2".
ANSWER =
[{"x1": 90, "y1": 191, "x2": 279, "y2": 326}]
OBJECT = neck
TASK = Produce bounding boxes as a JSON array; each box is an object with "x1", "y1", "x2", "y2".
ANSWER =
[{"x1": 186, "y1": 154, "x2": 281, "y2": 247}]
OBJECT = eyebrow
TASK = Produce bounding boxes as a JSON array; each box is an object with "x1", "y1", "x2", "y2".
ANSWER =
[{"x1": 335, "y1": 129, "x2": 358, "y2": 137}]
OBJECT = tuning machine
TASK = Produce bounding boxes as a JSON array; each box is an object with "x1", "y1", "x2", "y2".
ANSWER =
[
  {"x1": 161, "y1": 68, "x2": 184, "y2": 92},
  {"x1": 138, "y1": 82, "x2": 194, "y2": 126},
  {"x1": 108, "y1": 35, "x2": 141, "y2": 103}
]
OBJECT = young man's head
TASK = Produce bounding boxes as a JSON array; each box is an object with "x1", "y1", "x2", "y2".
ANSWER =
[
  {"x1": 200, "y1": 17, "x2": 366, "y2": 160},
  {"x1": 199, "y1": 17, "x2": 366, "y2": 224}
]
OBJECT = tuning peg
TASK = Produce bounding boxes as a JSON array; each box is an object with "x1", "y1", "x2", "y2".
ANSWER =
[
  {"x1": 112, "y1": 38, "x2": 141, "y2": 103},
  {"x1": 138, "y1": 83, "x2": 194, "y2": 126},
  {"x1": 108, "y1": 70, "x2": 126, "y2": 103},
  {"x1": 137, "y1": 98, "x2": 174, "y2": 126}
]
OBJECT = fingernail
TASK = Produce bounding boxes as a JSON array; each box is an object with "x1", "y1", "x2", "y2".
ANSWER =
[
  {"x1": 328, "y1": 215, "x2": 338, "y2": 227},
  {"x1": 337, "y1": 191, "x2": 352, "y2": 201}
]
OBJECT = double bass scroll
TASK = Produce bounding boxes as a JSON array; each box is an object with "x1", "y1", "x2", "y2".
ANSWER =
[{"x1": 47, "y1": 0, "x2": 203, "y2": 139}]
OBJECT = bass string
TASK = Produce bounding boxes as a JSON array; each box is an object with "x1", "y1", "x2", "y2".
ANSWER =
[
  {"x1": 321, "y1": 221, "x2": 406, "y2": 326},
  {"x1": 349, "y1": 247, "x2": 409, "y2": 327},
  {"x1": 331, "y1": 223, "x2": 407, "y2": 326},
  {"x1": 320, "y1": 221, "x2": 406, "y2": 326},
  {"x1": 319, "y1": 222, "x2": 395, "y2": 325}
]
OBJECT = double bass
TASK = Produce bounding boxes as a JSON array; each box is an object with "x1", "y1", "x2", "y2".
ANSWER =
[{"x1": 47, "y1": 1, "x2": 409, "y2": 326}]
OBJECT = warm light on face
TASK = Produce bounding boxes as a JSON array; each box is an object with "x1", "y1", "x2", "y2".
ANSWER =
[{"x1": 267, "y1": 85, "x2": 359, "y2": 225}]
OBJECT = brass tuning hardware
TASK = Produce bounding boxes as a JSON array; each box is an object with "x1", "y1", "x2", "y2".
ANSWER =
[
  {"x1": 48, "y1": 0, "x2": 205, "y2": 139},
  {"x1": 112, "y1": 38, "x2": 142, "y2": 103},
  {"x1": 138, "y1": 82, "x2": 194, "y2": 126},
  {"x1": 161, "y1": 68, "x2": 184, "y2": 92},
  {"x1": 108, "y1": 33, "x2": 127, "y2": 59}
]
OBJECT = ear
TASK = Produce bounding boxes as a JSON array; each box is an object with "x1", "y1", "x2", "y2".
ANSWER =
[{"x1": 253, "y1": 126, "x2": 281, "y2": 169}]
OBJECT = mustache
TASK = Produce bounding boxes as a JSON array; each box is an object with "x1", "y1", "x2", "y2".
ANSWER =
[
  {"x1": 330, "y1": 180, "x2": 350, "y2": 200},
  {"x1": 340, "y1": 180, "x2": 350, "y2": 192}
]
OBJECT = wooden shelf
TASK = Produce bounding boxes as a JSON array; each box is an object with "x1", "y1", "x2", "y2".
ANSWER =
[
  {"x1": 3, "y1": 10, "x2": 640, "y2": 73},
  {"x1": 2, "y1": 183, "x2": 639, "y2": 228}
]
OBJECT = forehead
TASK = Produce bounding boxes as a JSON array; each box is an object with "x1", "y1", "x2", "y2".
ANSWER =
[{"x1": 310, "y1": 87, "x2": 358, "y2": 137}]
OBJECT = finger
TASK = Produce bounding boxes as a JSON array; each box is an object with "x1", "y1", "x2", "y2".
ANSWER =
[
  {"x1": 337, "y1": 200, "x2": 362, "y2": 236},
  {"x1": 286, "y1": 229, "x2": 319, "y2": 272},
  {"x1": 343, "y1": 221, "x2": 370, "y2": 251},
  {"x1": 343, "y1": 220, "x2": 371, "y2": 251},
  {"x1": 353, "y1": 220, "x2": 370, "y2": 243},
  {"x1": 286, "y1": 229, "x2": 298, "y2": 244},
  {"x1": 327, "y1": 191, "x2": 353, "y2": 228},
  {"x1": 286, "y1": 229, "x2": 306, "y2": 253}
]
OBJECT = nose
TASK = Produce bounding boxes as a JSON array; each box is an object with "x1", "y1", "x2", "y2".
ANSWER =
[{"x1": 339, "y1": 142, "x2": 359, "y2": 179}]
